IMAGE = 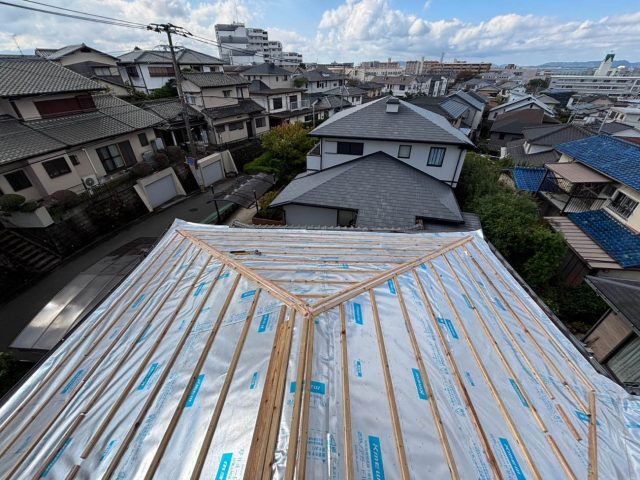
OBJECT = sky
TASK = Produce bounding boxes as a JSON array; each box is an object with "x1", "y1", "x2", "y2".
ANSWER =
[{"x1": 1, "y1": 0, "x2": 640, "y2": 65}]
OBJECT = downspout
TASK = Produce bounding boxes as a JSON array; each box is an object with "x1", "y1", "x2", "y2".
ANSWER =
[{"x1": 452, "y1": 147, "x2": 464, "y2": 188}]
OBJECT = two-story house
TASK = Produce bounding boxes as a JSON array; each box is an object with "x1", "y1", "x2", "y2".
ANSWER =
[
  {"x1": 371, "y1": 75, "x2": 421, "y2": 97},
  {"x1": 305, "y1": 96, "x2": 474, "y2": 186},
  {"x1": 118, "y1": 47, "x2": 224, "y2": 94},
  {"x1": 447, "y1": 90, "x2": 486, "y2": 136},
  {"x1": 248, "y1": 80, "x2": 308, "y2": 126},
  {"x1": 34, "y1": 43, "x2": 129, "y2": 97},
  {"x1": 539, "y1": 136, "x2": 640, "y2": 283},
  {"x1": 181, "y1": 72, "x2": 269, "y2": 144},
  {"x1": 323, "y1": 86, "x2": 364, "y2": 106},
  {"x1": 0, "y1": 56, "x2": 162, "y2": 201},
  {"x1": 297, "y1": 68, "x2": 346, "y2": 93},
  {"x1": 240, "y1": 63, "x2": 294, "y2": 89},
  {"x1": 487, "y1": 95, "x2": 555, "y2": 121}
]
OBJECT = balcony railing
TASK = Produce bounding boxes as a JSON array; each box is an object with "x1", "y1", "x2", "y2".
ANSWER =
[
  {"x1": 538, "y1": 173, "x2": 611, "y2": 214},
  {"x1": 290, "y1": 100, "x2": 310, "y2": 111}
]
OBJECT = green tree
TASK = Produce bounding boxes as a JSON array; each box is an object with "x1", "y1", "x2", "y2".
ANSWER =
[
  {"x1": 244, "y1": 123, "x2": 316, "y2": 181},
  {"x1": 455, "y1": 70, "x2": 478, "y2": 83},
  {"x1": 526, "y1": 78, "x2": 550, "y2": 94},
  {"x1": 455, "y1": 152, "x2": 503, "y2": 210},
  {"x1": 147, "y1": 79, "x2": 178, "y2": 99},
  {"x1": 293, "y1": 77, "x2": 309, "y2": 88}
]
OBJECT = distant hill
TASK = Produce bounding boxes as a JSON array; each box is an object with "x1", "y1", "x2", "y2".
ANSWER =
[{"x1": 538, "y1": 60, "x2": 640, "y2": 68}]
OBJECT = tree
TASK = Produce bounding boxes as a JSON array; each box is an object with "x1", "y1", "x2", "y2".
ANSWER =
[
  {"x1": 455, "y1": 152, "x2": 503, "y2": 210},
  {"x1": 455, "y1": 70, "x2": 478, "y2": 83},
  {"x1": 244, "y1": 123, "x2": 316, "y2": 181},
  {"x1": 147, "y1": 79, "x2": 178, "y2": 99},
  {"x1": 293, "y1": 77, "x2": 309, "y2": 88},
  {"x1": 346, "y1": 78, "x2": 361, "y2": 87},
  {"x1": 526, "y1": 78, "x2": 550, "y2": 94}
]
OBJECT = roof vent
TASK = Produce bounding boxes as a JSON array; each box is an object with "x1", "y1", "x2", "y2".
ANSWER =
[{"x1": 386, "y1": 97, "x2": 400, "y2": 113}]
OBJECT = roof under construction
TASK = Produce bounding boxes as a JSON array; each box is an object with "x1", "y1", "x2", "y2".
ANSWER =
[{"x1": 1, "y1": 220, "x2": 639, "y2": 478}]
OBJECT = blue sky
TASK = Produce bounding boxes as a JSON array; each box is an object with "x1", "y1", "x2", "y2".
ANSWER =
[{"x1": 1, "y1": 0, "x2": 639, "y2": 64}]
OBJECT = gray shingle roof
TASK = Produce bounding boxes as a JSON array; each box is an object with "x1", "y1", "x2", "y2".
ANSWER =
[
  {"x1": 40, "y1": 44, "x2": 118, "y2": 61},
  {"x1": 139, "y1": 99, "x2": 203, "y2": 124},
  {"x1": 271, "y1": 152, "x2": 463, "y2": 228},
  {"x1": 503, "y1": 143, "x2": 561, "y2": 166},
  {"x1": 201, "y1": 99, "x2": 264, "y2": 120},
  {"x1": 241, "y1": 63, "x2": 292, "y2": 76},
  {"x1": 183, "y1": 73, "x2": 249, "y2": 88},
  {"x1": 522, "y1": 123, "x2": 593, "y2": 146},
  {"x1": 585, "y1": 275, "x2": 640, "y2": 331},
  {"x1": 448, "y1": 90, "x2": 485, "y2": 111},
  {"x1": 490, "y1": 109, "x2": 559, "y2": 135},
  {"x1": 118, "y1": 48, "x2": 222, "y2": 65},
  {"x1": 407, "y1": 96, "x2": 469, "y2": 121},
  {"x1": 0, "y1": 95, "x2": 162, "y2": 165},
  {"x1": 300, "y1": 69, "x2": 345, "y2": 82},
  {"x1": 309, "y1": 96, "x2": 474, "y2": 146},
  {"x1": 323, "y1": 86, "x2": 365, "y2": 96},
  {"x1": 0, "y1": 56, "x2": 104, "y2": 97},
  {"x1": 600, "y1": 121, "x2": 637, "y2": 135}
]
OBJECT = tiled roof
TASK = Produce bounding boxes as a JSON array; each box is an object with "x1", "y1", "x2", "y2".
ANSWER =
[
  {"x1": 489, "y1": 95, "x2": 555, "y2": 115},
  {"x1": 0, "y1": 95, "x2": 162, "y2": 165},
  {"x1": 248, "y1": 80, "x2": 303, "y2": 95},
  {"x1": 371, "y1": 75, "x2": 417, "y2": 86},
  {"x1": 323, "y1": 86, "x2": 365, "y2": 96},
  {"x1": 511, "y1": 167, "x2": 559, "y2": 192},
  {"x1": 309, "y1": 96, "x2": 474, "y2": 146},
  {"x1": 40, "y1": 44, "x2": 117, "y2": 61},
  {"x1": 183, "y1": 73, "x2": 249, "y2": 88},
  {"x1": 491, "y1": 109, "x2": 559, "y2": 135},
  {"x1": 600, "y1": 121, "x2": 637, "y2": 135},
  {"x1": 118, "y1": 48, "x2": 222, "y2": 65},
  {"x1": 448, "y1": 90, "x2": 485, "y2": 111},
  {"x1": 568, "y1": 209, "x2": 640, "y2": 268},
  {"x1": 522, "y1": 124, "x2": 593, "y2": 146},
  {"x1": 139, "y1": 99, "x2": 203, "y2": 124},
  {"x1": 0, "y1": 56, "x2": 104, "y2": 97},
  {"x1": 585, "y1": 275, "x2": 640, "y2": 331},
  {"x1": 504, "y1": 143, "x2": 560, "y2": 166},
  {"x1": 556, "y1": 135, "x2": 640, "y2": 191},
  {"x1": 300, "y1": 69, "x2": 345, "y2": 82},
  {"x1": 406, "y1": 97, "x2": 468, "y2": 121},
  {"x1": 241, "y1": 63, "x2": 292, "y2": 76},
  {"x1": 271, "y1": 151, "x2": 463, "y2": 228},
  {"x1": 201, "y1": 99, "x2": 264, "y2": 120}
]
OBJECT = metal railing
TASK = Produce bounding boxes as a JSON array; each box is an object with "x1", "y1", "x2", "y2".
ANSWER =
[
  {"x1": 538, "y1": 172, "x2": 611, "y2": 214},
  {"x1": 290, "y1": 100, "x2": 310, "y2": 110}
]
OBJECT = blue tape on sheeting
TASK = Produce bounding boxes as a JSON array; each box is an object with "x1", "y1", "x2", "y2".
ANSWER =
[
  {"x1": 258, "y1": 314, "x2": 270, "y2": 332},
  {"x1": 412, "y1": 368, "x2": 428, "y2": 400},
  {"x1": 353, "y1": 303, "x2": 363, "y2": 325},
  {"x1": 137, "y1": 325, "x2": 151, "y2": 344},
  {"x1": 576, "y1": 410, "x2": 600, "y2": 426},
  {"x1": 99, "y1": 439, "x2": 117, "y2": 463},
  {"x1": 131, "y1": 294, "x2": 145, "y2": 309},
  {"x1": 215, "y1": 452, "x2": 234, "y2": 480},
  {"x1": 61, "y1": 369, "x2": 85, "y2": 394},
  {"x1": 368, "y1": 436, "x2": 385, "y2": 480},
  {"x1": 509, "y1": 379, "x2": 529, "y2": 408},
  {"x1": 499, "y1": 437, "x2": 526, "y2": 480},
  {"x1": 341, "y1": 264, "x2": 349, "y2": 269},
  {"x1": 387, "y1": 279, "x2": 396, "y2": 295},
  {"x1": 627, "y1": 422, "x2": 640, "y2": 428},
  {"x1": 250, "y1": 372, "x2": 259, "y2": 390},
  {"x1": 437, "y1": 317, "x2": 458, "y2": 339},
  {"x1": 218, "y1": 272, "x2": 230, "y2": 279},
  {"x1": 241, "y1": 289, "x2": 256, "y2": 299},
  {"x1": 462, "y1": 294, "x2": 474, "y2": 309},
  {"x1": 41, "y1": 437, "x2": 72, "y2": 477},
  {"x1": 290, "y1": 380, "x2": 326, "y2": 395},
  {"x1": 194, "y1": 281, "x2": 207, "y2": 297},
  {"x1": 137, "y1": 363, "x2": 159, "y2": 391},
  {"x1": 465, "y1": 371, "x2": 475, "y2": 386},
  {"x1": 185, "y1": 373, "x2": 205, "y2": 407},
  {"x1": 494, "y1": 296, "x2": 507, "y2": 311},
  {"x1": 355, "y1": 360, "x2": 363, "y2": 377}
]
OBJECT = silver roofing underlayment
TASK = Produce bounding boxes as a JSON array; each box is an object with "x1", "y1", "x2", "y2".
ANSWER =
[{"x1": 1, "y1": 220, "x2": 639, "y2": 478}]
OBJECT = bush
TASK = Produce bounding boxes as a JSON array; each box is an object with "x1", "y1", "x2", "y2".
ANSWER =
[
  {"x1": 255, "y1": 190, "x2": 282, "y2": 220},
  {"x1": 544, "y1": 283, "x2": 608, "y2": 334},
  {"x1": 131, "y1": 162, "x2": 153, "y2": 178},
  {"x1": 154, "y1": 153, "x2": 170, "y2": 170},
  {"x1": 50, "y1": 190, "x2": 80, "y2": 209},
  {"x1": 165, "y1": 146, "x2": 185, "y2": 164},
  {"x1": 0, "y1": 194, "x2": 26, "y2": 212},
  {"x1": 244, "y1": 152, "x2": 279, "y2": 176},
  {"x1": 20, "y1": 201, "x2": 39, "y2": 213}
]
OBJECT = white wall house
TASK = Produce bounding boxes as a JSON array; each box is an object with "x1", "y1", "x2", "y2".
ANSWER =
[
  {"x1": 118, "y1": 47, "x2": 224, "y2": 94},
  {"x1": 241, "y1": 63, "x2": 295, "y2": 89},
  {"x1": 487, "y1": 95, "x2": 555, "y2": 121},
  {"x1": 306, "y1": 96, "x2": 474, "y2": 187},
  {"x1": 298, "y1": 69, "x2": 346, "y2": 93}
]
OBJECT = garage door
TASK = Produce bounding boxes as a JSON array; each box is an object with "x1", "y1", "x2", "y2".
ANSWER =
[
  {"x1": 201, "y1": 160, "x2": 224, "y2": 187},
  {"x1": 146, "y1": 175, "x2": 179, "y2": 209}
]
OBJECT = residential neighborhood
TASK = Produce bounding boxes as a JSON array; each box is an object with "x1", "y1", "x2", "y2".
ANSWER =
[{"x1": 1, "y1": 1, "x2": 640, "y2": 478}]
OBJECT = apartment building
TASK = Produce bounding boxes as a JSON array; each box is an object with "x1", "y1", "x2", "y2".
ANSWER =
[{"x1": 405, "y1": 59, "x2": 491, "y2": 76}]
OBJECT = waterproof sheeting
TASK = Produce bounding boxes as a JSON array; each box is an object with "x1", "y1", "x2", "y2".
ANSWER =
[{"x1": 1, "y1": 220, "x2": 639, "y2": 479}]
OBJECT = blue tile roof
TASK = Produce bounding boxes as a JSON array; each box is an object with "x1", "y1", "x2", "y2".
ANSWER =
[
  {"x1": 568, "y1": 210, "x2": 640, "y2": 268},
  {"x1": 512, "y1": 167, "x2": 558, "y2": 192},
  {"x1": 556, "y1": 135, "x2": 640, "y2": 192}
]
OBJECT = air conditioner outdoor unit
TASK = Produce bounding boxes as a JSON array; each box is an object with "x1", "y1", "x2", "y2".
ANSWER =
[{"x1": 82, "y1": 175, "x2": 99, "y2": 189}]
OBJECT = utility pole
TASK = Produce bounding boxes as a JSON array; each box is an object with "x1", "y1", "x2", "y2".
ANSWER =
[{"x1": 148, "y1": 23, "x2": 196, "y2": 156}]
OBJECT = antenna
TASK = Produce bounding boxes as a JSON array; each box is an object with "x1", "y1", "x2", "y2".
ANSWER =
[{"x1": 12, "y1": 35, "x2": 24, "y2": 56}]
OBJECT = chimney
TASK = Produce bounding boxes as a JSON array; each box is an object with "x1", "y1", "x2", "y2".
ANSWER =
[{"x1": 386, "y1": 97, "x2": 400, "y2": 113}]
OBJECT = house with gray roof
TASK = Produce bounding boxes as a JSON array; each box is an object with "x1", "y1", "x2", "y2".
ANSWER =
[
  {"x1": 323, "y1": 86, "x2": 365, "y2": 106},
  {"x1": 271, "y1": 151, "x2": 478, "y2": 230},
  {"x1": 240, "y1": 63, "x2": 294, "y2": 89},
  {"x1": 487, "y1": 94, "x2": 556, "y2": 121},
  {"x1": 406, "y1": 96, "x2": 470, "y2": 129},
  {"x1": 181, "y1": 73, "x2": 269, "y2": 144},
  {"x1": 34, "y1": 44, "x2": 129, "y2": 97},
  {"x1": 446, "y1": 90, "x2": 486, "y2": 137},
  {"x1": 248, "y1": 80, "x2": 309, "y2": 126},
  {"x1": 118, "y1": 47, "x2": 223, "y2": 94},
  {"x1": 0, "y1": 56, "x2": 162, "y2": 201},
  {"x1": 306, "y1": 96, "x2": 474, "y2": 187},
  {"x1": 296, "y1": 68, "x2": 346, "y2": 93},
  {"x1": 139, "y1": 99, "x2": 208, "y2": 148}
]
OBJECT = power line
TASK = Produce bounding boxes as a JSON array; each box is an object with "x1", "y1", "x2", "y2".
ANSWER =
[{"x1": 17, "y1": 0, "x2": 148, "y2": 27}]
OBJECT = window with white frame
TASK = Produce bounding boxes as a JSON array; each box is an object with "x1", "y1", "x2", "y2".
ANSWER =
[
  {"x1": 609, "y1": 191, "x2": 639, "y2": 219},
  {"x1": 427, "y1": 147, "x2": 446, "y2": 167}
]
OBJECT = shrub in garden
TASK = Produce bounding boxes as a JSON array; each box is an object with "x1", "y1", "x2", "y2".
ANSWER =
[
  {"x1": 154, "y1": 153, "x2": 170, "y2": 170},
  {"x1": 50, "y1": 190, "x2": 80, "y2": 209},
  {"x1": 0, "y1": 194, "x2": 26, "y2": 212},
  {"x1": 165, "y1": 146, "x2": 185, "y2": 163},
  {"x1": 131, "y1": 162, "x2": 153, "y2": 178}
]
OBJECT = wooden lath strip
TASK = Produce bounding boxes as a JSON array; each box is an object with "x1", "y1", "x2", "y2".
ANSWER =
[
  {"x1": 588, "y1": 390, "x2": 598, "y2": 480},
  {"x1": 178, "y1": 230, "x2": 311, "y2": 316},
  {"x1": 189, "y1": 290, "x2": 264, "y2": 480},
  {"x1": 284, "y1": 311, "x2": 314, "y2": 480},
  {"x1": 412, "y1": 270, "x2": 503, "y2": 480},
  {"x1": 243, "y1": 306, "x2": 289, "y2": 479},
  {"x1": 369, "y1": 289, "x2": 411, "y2": 480},
  {"x1": 466, "y1": 241, "x2": 592, "y2": 412},
  {"x1": 2, "y1": 240, "x2": 196, "y2": 474},
  {"x1": 393, "y1": 277, "x2": 458, "y2": 479},
  {"x1": 0, "y1": 233, "x2": 187, "y2": 436},
  {"x1": 339, "y1": 304, "x2": 354, "y2": 480},
  {"x1": 143, "y1": 274, "x2": 243, "y2": 479},
  {"x1": 77, "y1": 259, "x2": 223, "y2": 476},
  {"x1": 311, "y1": 236, "x2": 473, "y2": 316},
  {"x1": 427, "y1": 258, "x2": 542, "y2": 480},
  {"x1": 452, "y1": 249, "x2": 583, "y2": 442}
]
